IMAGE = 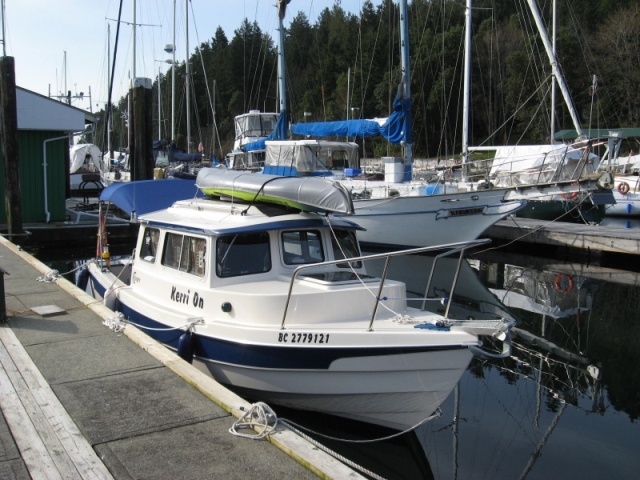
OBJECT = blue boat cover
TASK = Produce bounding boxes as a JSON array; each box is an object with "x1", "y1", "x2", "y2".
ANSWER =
[
  {"x1": 244, "y1": 111, "x2": 289, "y2": 152},
  {"x1": 168, "y1": 144, "x2": 203, "y2": 163},
  {"x1": 290, "y1": 94, "x2": 409, "y2": 144},
  {"x1": 99, "y1": 179, "x2": 203, "y2": 216}
]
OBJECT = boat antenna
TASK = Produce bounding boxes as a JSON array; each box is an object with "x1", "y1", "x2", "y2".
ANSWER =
[{"x1": 103, "y1": 0, "x2": 124, "y2": 155}]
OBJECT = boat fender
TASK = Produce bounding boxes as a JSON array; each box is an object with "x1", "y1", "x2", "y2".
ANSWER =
[
  {"x1": 75, "y1": 267, "x2": 89, "y2": 291},
  {"x1": 561, "y1": 191, "x2": 578, "y2": 200},
  {"x1": 554, "y1": 273, "x2": 573, "y2": 294},
  {"x1": 177, "y1": 331, "x2": 195, "y2": 364},
  {"x1": 103, "y1": 287, "x2": 117, "y2": 310},
  {"x1": 618, "y1": 182, "x2": 630, "y2": 195}
]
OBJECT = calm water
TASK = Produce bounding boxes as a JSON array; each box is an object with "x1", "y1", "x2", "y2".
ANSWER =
[{"x1": 41, "y1": 243, "x2": 640, "y2": 480}]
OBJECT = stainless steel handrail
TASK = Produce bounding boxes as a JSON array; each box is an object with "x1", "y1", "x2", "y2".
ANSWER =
[{"x1": 280, "y1": 237, "x2": 491, "y2": 330}]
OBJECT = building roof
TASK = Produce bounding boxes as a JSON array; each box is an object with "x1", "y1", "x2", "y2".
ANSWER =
[
  {"x1": 554, "y1": 128, "x2": 640, "y2": 140},
  {"x1": 16, "y1": 86, "x2": 97, "y2": 132}
]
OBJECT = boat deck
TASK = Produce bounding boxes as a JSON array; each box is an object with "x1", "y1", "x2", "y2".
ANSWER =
[{"x1": 0, "y1": 236, "x2": 361, "y2": 479}]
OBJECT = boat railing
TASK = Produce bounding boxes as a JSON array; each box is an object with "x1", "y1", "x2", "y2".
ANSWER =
[
  {"x1": 280, "y1": 238, "x2": 492, "y2": 330},
  {"x1": 493, "y1": 148, "x2": 586, "y2": 187},
  {"x1": 468, "y1": 140, "x2": 605, "y2": 188}
]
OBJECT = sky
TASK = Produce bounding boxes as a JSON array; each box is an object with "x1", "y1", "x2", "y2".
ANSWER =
[{"x1": 2, "y1": 0, "x2": 366, "y2": 113}]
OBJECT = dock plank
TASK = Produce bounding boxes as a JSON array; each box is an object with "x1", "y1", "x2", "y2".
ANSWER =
[
  {"x1": 486, "y1": 217, "x2": 640, "y2": 255},
  {"x1": 0, "y1": 340, "x2": 63, "y2": 479},
  {"x1": 0, "y1": 326, "x2": 114, "y2": 479}
]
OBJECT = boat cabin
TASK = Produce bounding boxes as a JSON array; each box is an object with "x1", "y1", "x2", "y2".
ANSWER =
[
  {"x1": 133, "y1": 199, "x2": 364, "y2": 288},
  {"x1": 233, "y1": 110, "x2": 279, "y2": 150},
  {"x1": 264, "y1": 140, "x2": 359, "y2": 177}
]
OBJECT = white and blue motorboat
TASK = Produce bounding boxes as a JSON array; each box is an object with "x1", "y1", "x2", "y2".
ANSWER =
[{"x1": 84, "y1": 168, "x2": 514, "y2": 430}]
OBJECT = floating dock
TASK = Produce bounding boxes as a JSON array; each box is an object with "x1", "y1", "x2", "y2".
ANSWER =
[
  {"x1": 0, "y1": 236, "x2": 363, "y2": 479},
  {"x1": 484, "y1": 217, "x2": 640, "y2": 260}
]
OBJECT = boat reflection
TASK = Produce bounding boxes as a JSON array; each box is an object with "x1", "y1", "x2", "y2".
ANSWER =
[{"x1": 415, "y1": 250, "x2": 640, "y2": 479}]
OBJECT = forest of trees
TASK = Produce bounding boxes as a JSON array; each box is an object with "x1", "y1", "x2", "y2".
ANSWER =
[{"x1": 91, "y1": 0, "x2": 640, "y2": 162}]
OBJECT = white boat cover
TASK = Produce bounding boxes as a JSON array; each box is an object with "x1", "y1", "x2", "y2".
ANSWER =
[{"x1": 70, "y1": 143, "x2": 103, "y2": 174}]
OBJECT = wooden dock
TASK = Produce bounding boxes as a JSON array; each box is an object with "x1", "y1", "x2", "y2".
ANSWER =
[
  {"x1": 0, "y1": 236, "x2": 362, "y2": 479},
  {"x1": 484, "y1": 216, "x2": 640, "y2": 259}
]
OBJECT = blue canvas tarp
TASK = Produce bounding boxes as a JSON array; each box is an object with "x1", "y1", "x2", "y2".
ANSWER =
[
  {"x1": 244, "y1": 111, "x2": 289, "y2": 152},
  {"x1": 290, "y1": 95, "x2": 409, "y2": 144},
  {"x1": 99, "y1": 179, "x2": 203, "y2": 216},
  {"x1": 168, "y1": 144, "x2": 203, "y2": 163}
]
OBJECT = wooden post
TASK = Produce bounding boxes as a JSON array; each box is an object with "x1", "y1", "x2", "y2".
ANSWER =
[
  {"x1": 130, "y1": 78, "x2": 154, "y2": 181},
  {"x1": 0, "y1": 56, "x2": 23, "y2": 234}
]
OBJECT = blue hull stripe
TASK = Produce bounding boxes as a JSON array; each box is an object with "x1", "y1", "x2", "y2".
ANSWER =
[{"x1": 117, "y1": 303, "x2": 467, "y2": 370}]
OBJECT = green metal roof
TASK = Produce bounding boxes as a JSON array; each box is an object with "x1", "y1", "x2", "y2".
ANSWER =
[{"x1": 554, "y1": 128, "x2": 640, "y2": 140}]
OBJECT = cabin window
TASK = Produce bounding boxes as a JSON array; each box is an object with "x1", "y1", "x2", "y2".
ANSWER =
[
  {"x1": 162, "y1": 232, "x2": 207, "y2": 277},
  {"x1": 281, "y1": 230, "x2": 324, "y2": 265},
  {"x1": 331, "y1": 229, "x2": 362, "y2": 268},
  {"x1": 139, "y1": 227, "x2": 160, "y2": 263},
  {"x1": 216, "y1": 232, "x2": 271, "y2": 278}
]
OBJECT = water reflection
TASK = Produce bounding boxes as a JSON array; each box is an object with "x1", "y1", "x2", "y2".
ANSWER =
[
  {"x1": 41, "y1": 247, "x2": 640, "y2": 479},
  {"x1": 279, "y1": 250, "x2": 640, "y2": 479},
  {"x1": 415, "y1": 249, "x2": 640, "y2": 480}
]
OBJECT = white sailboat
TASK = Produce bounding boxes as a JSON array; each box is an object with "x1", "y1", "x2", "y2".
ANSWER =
[
  {"x1": 237, "y1": 0, "x2": 525, "y2": 249},
  {"x1": 458, "y1": 0, "x2": 614, "y2": 223},
  {"x1": 285, "y1": 0, "x2": 613, "y2": 234}
]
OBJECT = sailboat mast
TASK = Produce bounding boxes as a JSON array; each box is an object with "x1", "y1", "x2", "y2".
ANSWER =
[
  {"x1": 462, "y1": 0, "x2": 471, "y2": 166},
  {"x1": 277, "y1": 1, "x2": 287, "y2": 120},
  {"x1": 171, "y1": 0, "x2": 176, "y2": 143},
  {"x1": 185, "y1": 0, "x2": 191, "y2": 153},
  {"x1": 132, "y1": 0, "x2": 136, "y2": 80},
  {"x1": 107, "y1": 24, "x2": 112, "y2": 157},
  {"x1": 399, "y1": 0, "x2": 412, "y2": 176},
  {"x1": 526, "y1": 0, "x2": 583, "y2": 137},
  {"x1": 550, "y1": 0, "x2": 557, "y2": 141},
  {"x1": 158, "y1": 65, "x2": 162, "y2": 139}
]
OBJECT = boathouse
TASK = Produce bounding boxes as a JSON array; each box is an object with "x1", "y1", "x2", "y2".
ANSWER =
[{"x1": 0, "y1": 87, "x2": 97, "y2": 224}]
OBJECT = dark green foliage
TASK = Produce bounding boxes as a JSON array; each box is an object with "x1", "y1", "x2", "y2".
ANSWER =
[{"x1": 93, "y1": 0, "x2": 640, "y2": 160}]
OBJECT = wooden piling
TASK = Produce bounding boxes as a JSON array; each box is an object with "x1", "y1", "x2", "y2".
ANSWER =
[
  {"x1": 129, "y1": 78, "x2": 154, "y2": 181},
  {"x1": 0, "y1": 56, "x2": 23, "y2": 234}
]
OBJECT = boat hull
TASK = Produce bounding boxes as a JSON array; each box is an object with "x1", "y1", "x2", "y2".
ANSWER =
[
  {"x1": 516, "y1": 199, "x2": 606, "y2": 224},
  {"x1": 207, "y1": 348, "x2": 472, "y2": 431},
  {"x1": 86, "y1": 266, "x2": 478, "y2": 431},
  {"x1": 116, "y1": 299, "x2": 472, "y2": 431},
  {"x1": 346, "y1": 192, "x2": 523, "y2": 248},
  {"x1": 606, "y1": 197, "x2": 640, "y2": 216}
]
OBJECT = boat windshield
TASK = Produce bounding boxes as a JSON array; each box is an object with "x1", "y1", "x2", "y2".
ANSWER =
[
  {"x1": 281, "y1": 230, "x2": 324, "y2": 265},
  {"x1": 162, "y1": 232, "x2": 207, "y2": 277},
  {"x1": 216, "y1": 232, "x2": 271, "y2": 278},
  {"x1": 330, "y1": 229, "x2": 362, "y2": 268}
]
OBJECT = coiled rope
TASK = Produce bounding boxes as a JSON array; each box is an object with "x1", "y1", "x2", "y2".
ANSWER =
[
  {"x1": 36, "y1": 261, "x2": 92, "y2": 283},
  {"x1": 229, "y1": 401, "x2": 441, "y2": 479},
  {"x1": 36, "y1": 270, "x2": 61, "y2": 283},
  {"x1": 229, "y1": 402, "x2": 278, "y2": 439}
]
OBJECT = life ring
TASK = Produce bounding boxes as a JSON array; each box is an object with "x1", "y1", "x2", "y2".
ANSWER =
[
  {"x1": 561, "y1": 191, "x2": 578, "y2": 200},
  {"x1": 554, "y1": 273, "x2": 574, "y2": 294},
  {"x1": 618, "y1": 182, "x2": 630, "y2": 195}
]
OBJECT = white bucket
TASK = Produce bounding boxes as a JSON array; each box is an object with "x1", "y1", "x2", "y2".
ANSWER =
[{"x1": 385, "y1": 162, "x2": 405, "y2": 183}]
